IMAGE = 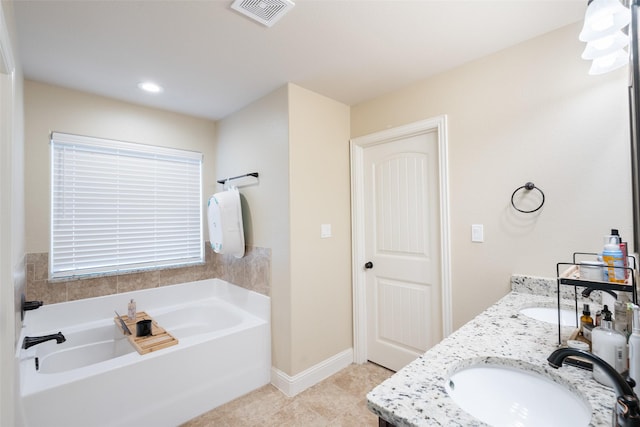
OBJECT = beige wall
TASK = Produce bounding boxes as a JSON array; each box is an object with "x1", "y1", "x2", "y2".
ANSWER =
[
  {"x1": 216, "y1": 84, "x2": 352, "y2": 376},
  {"x1": 351, "y1": 22, "x2": 632, "y2": 330},
  {"x1": 215, "y1": 86, "x2": 292, "y2": 372},
  {"x1": 289, "y1": 84, "x2": 352, "y2": 374},
  {"x1": 1, "y1": 1, "x2": 25, "y2": 424},
  {"x1": 24, "y1": 80, "x2": 217, "y2": 254}
]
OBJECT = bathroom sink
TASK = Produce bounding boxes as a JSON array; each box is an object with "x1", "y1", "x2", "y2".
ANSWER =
[
  {"x1": 446, "y1": 360, "x2": 591, "y2": 427},
  {"x1": 519, "y1": 306, "x2": 577, "y2": 326}
]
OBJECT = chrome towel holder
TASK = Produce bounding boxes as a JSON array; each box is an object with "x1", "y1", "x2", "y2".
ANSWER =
[
  {"x1": 216, "y1": 172, "x2": 259, "y2": 185},
  {"x1": 511, "y1": 182, "x2": 545, "y2": 213}
]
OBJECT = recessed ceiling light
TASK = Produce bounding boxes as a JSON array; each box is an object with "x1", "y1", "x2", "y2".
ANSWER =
[{"x1": 137, "y1": 81, "x2": 163, "y2": 94}]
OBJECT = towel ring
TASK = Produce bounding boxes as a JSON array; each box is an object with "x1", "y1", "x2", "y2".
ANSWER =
[{"x1": 511, "y1": 182, "x2": 545, "y2": 213}]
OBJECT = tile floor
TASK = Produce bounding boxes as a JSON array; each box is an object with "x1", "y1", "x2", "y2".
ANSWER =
[{"x1": 181, "y1": 362, "x2": 394, "y2": 427}]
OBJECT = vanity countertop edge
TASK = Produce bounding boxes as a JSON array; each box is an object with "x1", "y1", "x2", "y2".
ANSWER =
[{"x1": 366, "y1": 283, "x2": 617, "y2": 426}]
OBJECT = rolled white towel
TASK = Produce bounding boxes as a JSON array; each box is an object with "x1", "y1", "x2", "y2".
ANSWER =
[{"x1": 207, "y1": 187, "x2": 245, "y2": 258}]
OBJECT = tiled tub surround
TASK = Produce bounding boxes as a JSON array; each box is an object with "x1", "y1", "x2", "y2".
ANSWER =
[
  {"x1": 25, "y1": 243, "x2": 271, "y2": 304},
  {"x1": 367, "y1": 275, "x2": 617, "y2": 426}
]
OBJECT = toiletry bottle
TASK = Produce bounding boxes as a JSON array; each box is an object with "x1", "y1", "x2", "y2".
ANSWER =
[
  {"x1": 611, "y1": 229, "x2": 629, "y2": 279},
  {"x1": 592, "y1": 310, "x2": 628, "y2": 387},
  {"x1": 128, "y1": 299, "x2": 136, "y2": 321},
  {"x1": 580, "y1": 303, "x2": 593, "y2": 339},
  {"x1": 629, "y1": 303, "x2": 640, "y2": 396},
  {"x1": 602, "y1": 231, "x2": 618, "y2": 282},
  {"x1": 615, "y1": 295, "x2": 631, "y2": 336},
  {"x1": 603, "y1": 236, "x2": 625, "y2": 283},
  {"x1": 621, "y1": 240, "x2": 630, "y2": 279}
]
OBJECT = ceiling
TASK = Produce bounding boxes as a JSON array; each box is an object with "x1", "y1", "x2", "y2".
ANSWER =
[{"x1": 13, "y1": 0, "x2": 586, "y2": 121}]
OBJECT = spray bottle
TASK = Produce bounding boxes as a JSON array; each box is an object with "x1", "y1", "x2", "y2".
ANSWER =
[{"x1": 629, "y1": 303, "x2": 640, "y2": 396}]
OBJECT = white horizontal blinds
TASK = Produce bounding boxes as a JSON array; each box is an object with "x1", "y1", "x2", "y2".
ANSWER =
[{"x1": 50, "y1": 132, "x2": 203, "y2": 279}]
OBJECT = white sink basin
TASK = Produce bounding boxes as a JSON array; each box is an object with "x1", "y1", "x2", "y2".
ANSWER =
[
  {"x1": 519, "y1": 306, "x2": 577, "y2": 326},
  {"x1": 446, "y1": 361, "x2": 591, "y2": 427}
]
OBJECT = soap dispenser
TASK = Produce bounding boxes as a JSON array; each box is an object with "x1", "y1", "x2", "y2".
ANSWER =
[{"x1": 592, "y1": 310, "x2": 628, "y2": 388}]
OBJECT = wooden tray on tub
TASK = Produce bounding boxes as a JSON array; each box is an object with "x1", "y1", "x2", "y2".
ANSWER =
[{"x1": 113, "y1": 311, "x2": 178, "y2": 355}]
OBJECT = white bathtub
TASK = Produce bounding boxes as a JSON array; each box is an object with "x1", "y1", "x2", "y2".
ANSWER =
[{"x1": 17, "y1": 278, "x2": 271, "y2": 427}]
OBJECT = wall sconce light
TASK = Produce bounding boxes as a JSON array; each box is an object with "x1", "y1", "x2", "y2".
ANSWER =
[
  {"x1": 579, "y1": 0, "x2": 631, "y2": 74},
  {"x1": 589, "y1": 48, "x2": 629, "y2": 74}
]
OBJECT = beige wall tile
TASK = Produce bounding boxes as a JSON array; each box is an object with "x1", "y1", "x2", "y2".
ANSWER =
[
  {"x1": 117, "y1": 270, "x2": 160, "y2": 293},
  {"x1": 25, "y1": 244, "x2": 271, "y2": 304},
  {"x1": 26, "y1": 252, "x2": 48, "y2": 281},
  {"x1": 25, "y1": 279, "x2": 67, "y2": 305},
  {"x1": 66, "y1": 276, "x2": 117, "y2": 301},
  {"x1": 156, "y1": 267, "x2": 194, "y2": 287}
]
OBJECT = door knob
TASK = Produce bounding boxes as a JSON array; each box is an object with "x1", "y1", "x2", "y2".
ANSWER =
[{"x1": 364, "y1": 261, "x2": 373, "y2": 269}]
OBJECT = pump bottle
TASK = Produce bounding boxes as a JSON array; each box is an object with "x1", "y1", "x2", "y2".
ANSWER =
[{"x1": 592, "y1": 310, "x2": 628, "y2": 387}]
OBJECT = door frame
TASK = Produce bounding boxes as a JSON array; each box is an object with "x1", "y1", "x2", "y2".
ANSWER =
[{"x1": 350, "y1": 115, "x2": 452, "y2": 364}]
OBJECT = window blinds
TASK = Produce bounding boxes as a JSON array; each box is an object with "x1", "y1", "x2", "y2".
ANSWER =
[{"x1": 50, "y1": 132, "x2": 203, "y2": 279}]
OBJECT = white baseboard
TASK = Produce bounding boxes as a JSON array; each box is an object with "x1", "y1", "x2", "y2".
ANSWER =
[{"x1": 270, "y1": 348, "x2": 354, "y2": 397}]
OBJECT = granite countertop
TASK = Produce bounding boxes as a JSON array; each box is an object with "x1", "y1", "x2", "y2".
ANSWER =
[{"x1": 366, "y1": 275, "x2": 619, "y2": 426}]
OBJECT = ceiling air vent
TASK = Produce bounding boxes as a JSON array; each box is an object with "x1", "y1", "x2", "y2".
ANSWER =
[{"x1": 231, "y1": 0, "x2": 295, "y2": 27}]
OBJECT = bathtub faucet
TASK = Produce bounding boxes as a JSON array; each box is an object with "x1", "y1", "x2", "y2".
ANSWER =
[{"x1": 22, "y1": 332, "x2": 66, "y2": 349}]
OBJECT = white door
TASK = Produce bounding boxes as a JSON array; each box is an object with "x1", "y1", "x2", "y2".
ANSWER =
[{"x1": 361, "y1": 128, "x2": 443, "y2": 371}]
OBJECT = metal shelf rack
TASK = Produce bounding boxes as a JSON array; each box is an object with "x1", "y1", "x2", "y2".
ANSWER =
[{"x1": 556, "y1": 252, "x2": 637, "y2": 346}]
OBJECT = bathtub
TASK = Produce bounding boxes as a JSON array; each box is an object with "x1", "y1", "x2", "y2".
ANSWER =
[{"x1": 17, "y1": 278, "x2": 271, "y2": 427}]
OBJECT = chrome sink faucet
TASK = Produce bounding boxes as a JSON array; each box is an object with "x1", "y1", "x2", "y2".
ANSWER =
[
  {"x1": 22, "y1": 332, "x2": 66, "y2": 349},
  {"x1": 548, "y1": 348, "x2": 640, "y2": 427}
]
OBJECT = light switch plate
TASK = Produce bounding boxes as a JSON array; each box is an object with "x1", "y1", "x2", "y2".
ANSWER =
[
  {"x1": 321, "y1": 224, "x2": 332, "y2": 238},
  {"x1": 471, "y1": 224, "x2": 484, "y2": 242}
]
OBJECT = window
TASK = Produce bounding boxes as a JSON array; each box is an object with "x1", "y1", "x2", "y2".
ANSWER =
[{"x1": 50, "y1": 132, "x2": 203, "y2": 279}]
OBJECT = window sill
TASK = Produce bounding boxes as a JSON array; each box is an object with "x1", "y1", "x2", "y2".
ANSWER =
[{"x1": 47, "y1": 261, "x2": 206, "y2": 284}]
